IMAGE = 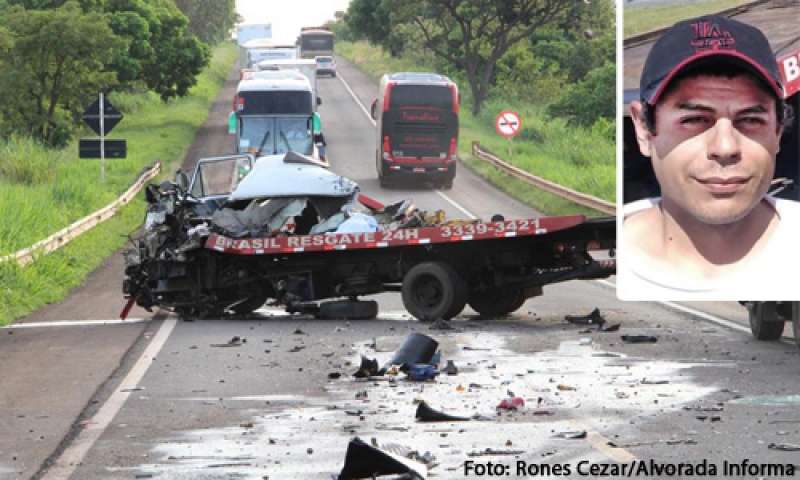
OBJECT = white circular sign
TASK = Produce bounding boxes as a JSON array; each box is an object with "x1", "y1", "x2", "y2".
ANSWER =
[{"x1": 495, "y1": 110, "x2": 522, "y2": 137}]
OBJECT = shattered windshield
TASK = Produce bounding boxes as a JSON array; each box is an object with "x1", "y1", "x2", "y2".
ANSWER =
[{"x1": 190, "y1": 156, "x2": 253, "y2": 198}]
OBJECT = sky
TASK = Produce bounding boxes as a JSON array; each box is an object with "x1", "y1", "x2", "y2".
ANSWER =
[{"x1": 235, "y1": 0, "x2": 352, "y2": 43}]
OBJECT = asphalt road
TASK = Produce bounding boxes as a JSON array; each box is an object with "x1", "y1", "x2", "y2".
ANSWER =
[{"x1": 2, "y1": 57, "x2": 799, "y2": 480}]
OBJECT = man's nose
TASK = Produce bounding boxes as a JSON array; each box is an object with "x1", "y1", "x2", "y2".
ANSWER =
[{"x1": 706, "y1": 119, "x2": 741, "y2": 165}]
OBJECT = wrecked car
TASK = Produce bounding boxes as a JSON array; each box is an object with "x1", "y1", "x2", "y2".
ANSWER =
[{"x1": 122, "y1": 152, "x2": 616, "y2": 320}]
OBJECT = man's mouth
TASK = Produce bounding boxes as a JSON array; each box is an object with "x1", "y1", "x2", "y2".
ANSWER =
[{"x1": 695, "y1": 176, "x2": 750, "y2": 194}]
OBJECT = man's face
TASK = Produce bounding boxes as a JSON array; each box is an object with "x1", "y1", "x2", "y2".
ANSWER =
[{"x1": 632, "y1": 73, "x2": 782, "y2": 225}]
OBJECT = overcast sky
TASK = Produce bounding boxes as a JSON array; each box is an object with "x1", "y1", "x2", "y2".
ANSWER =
[{"x1": 235, "y1": 0, "x2": 352, "y2": 43}]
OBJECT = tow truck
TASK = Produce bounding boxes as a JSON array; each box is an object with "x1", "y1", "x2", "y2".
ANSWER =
[{"x1": 121, "y1": 152, "x2": 615, "y2": 321}]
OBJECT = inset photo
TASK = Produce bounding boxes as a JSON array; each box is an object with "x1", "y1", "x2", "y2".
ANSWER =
[{"x1": 618, "y1": 1, "x2": 800, "y2": 301}]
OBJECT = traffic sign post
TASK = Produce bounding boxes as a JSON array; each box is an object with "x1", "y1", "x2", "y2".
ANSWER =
[
  {"x1": 495, "y1": 110, "x2": 521, "y2": 158},
  {"x1": 81, "y1": 92, "x2": 125, "y2": 183}
]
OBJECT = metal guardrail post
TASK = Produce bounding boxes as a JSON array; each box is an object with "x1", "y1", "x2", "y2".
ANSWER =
[
  {"x1": 0, "y1": 160, "x2": 162, "y2": 266},
  {"x1": 471, "y1": 141, "x2": 616, "y2": 215}
]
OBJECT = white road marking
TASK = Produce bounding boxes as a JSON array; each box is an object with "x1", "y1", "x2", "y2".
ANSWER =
[
  {"x1": 2, "y1": 318, "x2": 150, "y2": 329},
  {"x1": 42, "y1": 318, "x2": 178, "y2": 480}
]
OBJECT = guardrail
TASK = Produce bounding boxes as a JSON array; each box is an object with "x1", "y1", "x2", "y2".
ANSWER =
[
  {"x1": 471, "y1": 141, "x2": 616, "y2": 216},
  {"x1": 0, "y1": 160, "x2": 162, "y2": 267}
]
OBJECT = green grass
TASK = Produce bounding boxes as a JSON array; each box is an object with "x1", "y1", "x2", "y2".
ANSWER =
[
  {"x1": 0, "y1": 42, "x2": 238, "y2": 325},
  {"x1": 337, "y1": 41, "x2": 615, "y2": 216},
  {"x1": 624, "y1": 0, "x2": 756, "y2": 36}
]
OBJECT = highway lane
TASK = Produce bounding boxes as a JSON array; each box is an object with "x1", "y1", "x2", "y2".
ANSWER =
[{"x1": 2, "y1": 57, "x2": 799, "y2": 479}]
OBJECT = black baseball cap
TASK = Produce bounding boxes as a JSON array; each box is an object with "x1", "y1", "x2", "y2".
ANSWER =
[{"x1": 640, "y1": 14, "x2": 784, "y2": 105}]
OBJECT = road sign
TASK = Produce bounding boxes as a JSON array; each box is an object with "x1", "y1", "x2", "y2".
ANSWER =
[
  {"x1": 79, "y1": 139, "x2": 127, "y2": 159},
  {"x1": 82, "y1": 98, "x2": 123, "y2": 136},
  {"x1": 495, "y1": 110, "x2": 521, "y2": 137}
]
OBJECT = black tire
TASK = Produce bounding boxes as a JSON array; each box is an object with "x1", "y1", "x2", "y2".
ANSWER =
[
  {"x1": 440, "y1": 179, "x2": 453, "y2": 190},
  {"x1": 379, "y1": 175, "x2": 389, "y2": 188},
  {"x1": 317, "y1": 299, "x2": 379, "y2": 320},
  {"x1": 402, "y1": 262, "x2": 467, "y2": 321},
  {"x1": 468, "y1": 288, "x2": 525, "y2": 318},
  {"x1": 748, "y1": 301, "x2": 785, "y2": 341},
  {"x1": 443, "y1": 271, "x2": 469, "y2": 319},
  {"x1": 230, "y1": 290, "x2": 269, "y2": 315},
  {"x1": 793, "y1": 302, "x2": 800, "y2": 349}
]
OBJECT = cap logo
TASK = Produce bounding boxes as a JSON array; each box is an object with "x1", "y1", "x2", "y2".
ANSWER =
[{"x1": 690, "y1": 21, "x2": 735, "y2": 52}]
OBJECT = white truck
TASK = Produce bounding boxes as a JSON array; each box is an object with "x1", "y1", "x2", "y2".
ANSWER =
[
  {"x1": 235, "y1": 23, "x2": 272, "y2": 46},
  {"x1": 238, "y1": 39, "x2": 298, "y2": 70}
]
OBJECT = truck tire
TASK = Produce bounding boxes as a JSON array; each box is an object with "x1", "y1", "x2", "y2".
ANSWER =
[
  {"x1": 402, "y1": 261, "x2": 467, "y2": 321},
  {"x1": 748, "y1": 301, "x2": 784, "y2": 341},
  {"x1": 468, "y1": 288, "x2": 525, "y2": 318},
  {"x1": 793, "y1": 303, "x2": 800, "y2": 349},
  {"x1": 230, "y1": 290, "x2": 269, "y2": 315},
  {"x1": 317, "y1": 299, "x2": 379, "y2": 320}
]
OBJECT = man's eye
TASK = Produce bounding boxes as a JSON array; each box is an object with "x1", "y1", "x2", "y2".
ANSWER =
[
  {"x1": 737, "y1": 117, "x2": 767, "y2": 126},
  {"x1": 680, "y1": 116, "x2": 709, "y2": 125}
]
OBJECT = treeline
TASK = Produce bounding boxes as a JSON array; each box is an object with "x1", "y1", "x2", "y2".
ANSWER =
[
  {"x1": 0, "y1": 0, "x2": 237, "y2": 148},
  {"x1": 334, "y1": 0, "x2": 615, "y2": 134}
]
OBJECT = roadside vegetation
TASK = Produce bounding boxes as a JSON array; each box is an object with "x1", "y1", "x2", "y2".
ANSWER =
[
  {"x1": 0, "y1": 43, "x2": 238, "y2": 325},
  {"x1": 1, "y1": 0, "x2": 713, "y2": 325},
  {"x1": 336, "y1": 0, "x2": 616, "y2": 215}
]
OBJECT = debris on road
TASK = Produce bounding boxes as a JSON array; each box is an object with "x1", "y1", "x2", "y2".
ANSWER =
[
  {"x1": 440, "y1": 360, "x2": 458, "y2": 375},
  {"x1": 565, "y1": 307, "x2": 605, "y2": 325},
  {"x1": 553, "y1": 430, "x2": 587, "y2": 439},
  {"x1": 337, "y1": 436, "x2": 426, "y2": 480},
  {"x1": 768, "y1": 443, "x2": 800, "y2": 451},
  {"x1": 496, "y1": 396, "x2": 525, "y2": 410},
  {"x1": 211, "y1": 336, "x2": 245, "y2": 347},
  {"x1": 415, "y1": 400, "x2": 471, "y2": 422},
  {"x1": 621, "y1": 334, "x2": 658, "y2": 343},
  {"x1": 380, "y1": 333, "x2": 438, "y2": 374}
]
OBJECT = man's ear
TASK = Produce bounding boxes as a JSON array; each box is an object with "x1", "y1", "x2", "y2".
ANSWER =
[{"x1": 629, "y1": 101, "x2": 653, "y2": 158}]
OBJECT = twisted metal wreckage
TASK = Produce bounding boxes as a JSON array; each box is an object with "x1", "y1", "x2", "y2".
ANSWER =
[{"x1": 122, "y1": 152, "x2": 616, "y2": 320}]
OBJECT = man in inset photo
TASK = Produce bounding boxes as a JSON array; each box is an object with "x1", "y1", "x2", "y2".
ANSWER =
[{"x1": 618, "y1": 13, "x2": 800, "y2": 300}]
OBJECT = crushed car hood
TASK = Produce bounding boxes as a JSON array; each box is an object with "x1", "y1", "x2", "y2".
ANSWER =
[{"x1": 229, "y1": 153, "x2": 358, "y2": 201}]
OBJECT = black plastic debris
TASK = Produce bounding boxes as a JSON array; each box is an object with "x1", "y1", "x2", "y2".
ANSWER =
[
  {"x1": 380, "y1": 333, "x2": 438, "y2": 374},
  {"x1": 621, "y1": 334, "x2": 658, "y2": 343},
  {"x1": 211, "y1": 336, "x2": 244, "y2": 347},
  {"x1": 565, "y1": 308, "x2": 605, "y2": 325},
  {"x1": 415, "y1": 400, "x2": 470, "y2": 422},
  {"x1": 337, "y1": 437, "x2": 425, "y2": 480},
  {"x1": 599, "y1": 323, "x2": 621, "y2": 332},
  {"x1": 354, "y1": 355, "x2": 380, "y2": 378},
  {"x1": 441, "y1": 360, "x2": 459, "y2": 375},
  {"x1": 768, "y1": 443, "x2": 800, "y2": 451}
]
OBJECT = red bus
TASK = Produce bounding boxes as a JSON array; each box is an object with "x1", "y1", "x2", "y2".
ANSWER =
[{"x1": 371, "y1": 72, "x2": 459, "y2": 189}]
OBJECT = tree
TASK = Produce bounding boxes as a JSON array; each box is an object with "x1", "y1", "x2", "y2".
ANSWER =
[
  {"x1": 547, "y1": 60, "x2": 615, "y2": 128},
  {"x1": 172, "y1": 0, "x2": 236, "y2": 45},
  {"x1": 103, "y1": 0, "x2": 210, "y2": 102},
  {"x1": 344, "y1": 0, "x2": 404, "y2": 56},
  {"x1": 0, "y1": 2, "x2": 124, "y2": 146},
  {"x1": 392, "y1": 0, "x2": 579, "y2": 115}
]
